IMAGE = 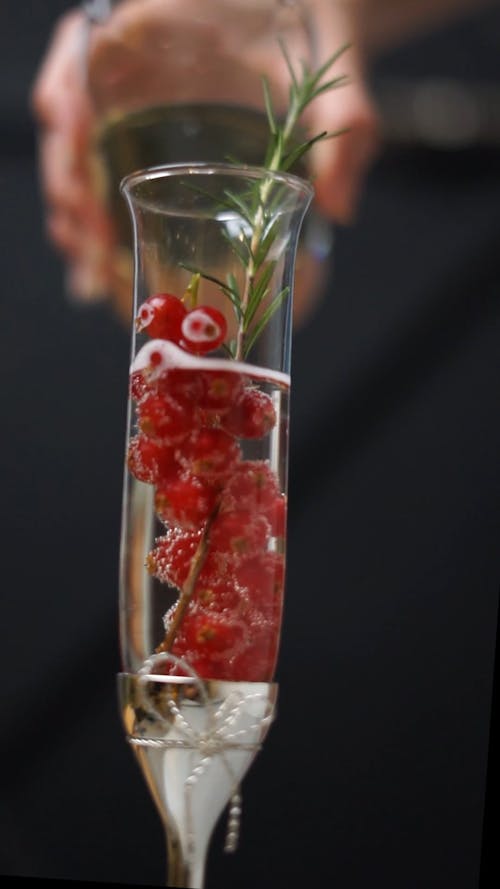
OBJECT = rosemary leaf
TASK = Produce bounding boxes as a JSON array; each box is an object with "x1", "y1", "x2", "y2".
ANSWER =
[
  {"x1": 180, "y1": 263, "x2": 241, "y2": 314},
  {"x1": 309, "y1": 42, "x2": 351, "y2": 85},
  {"x1": 243, "y1": 262, "x2": 277, "y2": 330},
  {"x1": 221, "y1": 229, "x2": 251, "y2": 267},
  {"x1": 226, "y1": 272, "x2": 241, "y2": 302},
  {"x1": 278, "y1": 38, "x2": 299, "y2": 91},
  {"x1": 244, "y1": 286, "x2": 290, "y2": 357},
  {"x1": 262, "y1": 76, "x2": 278, "y2": 134},
  {"x1": 253, "y1": 217, "x2": 282, "y2": 266},
  {"x1": 281, "y1": 132, "x2": 328, "y2": 171},
  {"x1": 222, "y1": 188, "x2": 254, "y2": 226},
  {"x1": 311, "y1": 74, "x2": 350, "y2": 98}
]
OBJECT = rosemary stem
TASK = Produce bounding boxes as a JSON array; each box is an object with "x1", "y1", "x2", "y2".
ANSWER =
[{"x1": 234, "y1": 86, "x2": 303, "y2": 360}]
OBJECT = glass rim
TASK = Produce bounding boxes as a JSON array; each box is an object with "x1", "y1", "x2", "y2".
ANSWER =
[{"x1": 120, "y1": 161, "x2": 315, "y2": 202}]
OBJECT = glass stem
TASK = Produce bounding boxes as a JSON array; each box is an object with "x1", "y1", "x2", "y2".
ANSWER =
[{"x1": 166, "y1": 830, "x2": 207, "y2": 889}]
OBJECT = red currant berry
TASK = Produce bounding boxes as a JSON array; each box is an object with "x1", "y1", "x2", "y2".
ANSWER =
[
  {"x1": 234, "y1": 552, "x2": 285, "y2": 618},
  {"x1": 209, "y1": 510, "x2": 270, "y2": 560},
  {"x1": 136, "y1": 293, "x2": 187, "y2": 342},
  {"x1": 219, "y1": 460, "x2": 281, "y2": 514},
  {"x1": 137, "y1": 392, "x2": 194, "y2": 444},
  {"x1": 127, "y1": 434, "x2": 179, "y2": 485},
  {"x1": 180, "y1": 428, "x2": 240, "y2": 479},
  {"x1": 180, "y1": 611, "x2": 247, "y2": 656},
  {"x1": 146, "y1": 527, "x2": 202, "y2": 589},
  {"x1": 195, "y1": 574, "x2": 243, "y2": 614},
  {"x1": 263, "y1": 493, "x2": 287, "y2": 537},
  {"x1": 180, "y1": 306, "x2": 227, "y2": 354},
  {"x1": 158, "y1": 368, "x2": 204, "y2": 405},
  {"x1": 168, "y1": 634, "x2": 232, "y2": 680},
  {"x1": 220, "y1": 387, "x2": 276, "y2": 438},
  {"x1": 130, "y1": 369, "x2": 151, "y2": 402},
  {"x1": 155, "y1": 475, "x2": 218, "y2": 529},
  {"x1": 230, "y1": 632, "x2": 279, "y2": 682},
  {"x1": 198, "y1": 370, "x2": 245, "y2": 414}
]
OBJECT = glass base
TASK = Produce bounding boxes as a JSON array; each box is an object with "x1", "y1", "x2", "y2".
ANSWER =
[{"x1": 118, "y1": 672, "x2": 278, "y2": 888}]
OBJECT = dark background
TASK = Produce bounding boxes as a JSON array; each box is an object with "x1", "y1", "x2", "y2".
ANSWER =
[{"x1": 1, "y1": 3, "x2": 499, "y2": 887}]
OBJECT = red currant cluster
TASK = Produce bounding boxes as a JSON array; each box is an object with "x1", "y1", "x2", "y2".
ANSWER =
[
  {"x1": 136, "y1": 291, "x2": 227, "y2": 355},
  {"x1": 127, "y1": 292, "x2": 286, "y2": 682}
]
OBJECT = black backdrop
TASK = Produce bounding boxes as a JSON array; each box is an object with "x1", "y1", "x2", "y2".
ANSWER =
[{"x1": 1, "y1": 3, "x2": 499, "y2": 888}]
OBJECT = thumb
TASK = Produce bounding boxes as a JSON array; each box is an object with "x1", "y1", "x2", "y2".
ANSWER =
[
  {"x1": 307, "y1": 73, "x2": 380, "y2": 223},
  {"x1": 300, "y1": 3, "x2": 381, "y2": 223}
]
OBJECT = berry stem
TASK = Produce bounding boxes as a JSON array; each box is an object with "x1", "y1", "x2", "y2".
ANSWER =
[{"x1": 158, "y1": 502, "x2": 221, "y2": 654}]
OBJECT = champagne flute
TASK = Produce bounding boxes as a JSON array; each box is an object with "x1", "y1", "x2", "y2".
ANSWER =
[{"x1": 117, "y1": 161, "x2": 312, "y2": 887}]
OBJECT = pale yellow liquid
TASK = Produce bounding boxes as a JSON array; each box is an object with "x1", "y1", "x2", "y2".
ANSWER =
[
  {"x1": 94, "y1": 103, "x2": 329, "y2": 326},
  {"x1": 95, "y1": 101, "x2": 315, "y2": 246}
]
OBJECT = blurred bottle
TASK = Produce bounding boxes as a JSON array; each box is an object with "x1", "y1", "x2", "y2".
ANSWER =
[{"x1": 83, "y1": 0, "x2": 333, "y2": 320}]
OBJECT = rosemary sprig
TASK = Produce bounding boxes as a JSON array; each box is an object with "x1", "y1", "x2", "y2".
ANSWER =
[
  {"x1": 262, "y1": 39, "x2": 350, "y2": 175},
  {"x1": 193, "y1": 41, "x2": 350, "y2": 359},
  {"x1": 239, "y1": 42, "x2": 349, "y2": 358}
]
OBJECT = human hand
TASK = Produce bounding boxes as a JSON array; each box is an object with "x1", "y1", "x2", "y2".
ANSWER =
[{"x1": 31, "y1": 2, "x2": 380, "y2": 319}]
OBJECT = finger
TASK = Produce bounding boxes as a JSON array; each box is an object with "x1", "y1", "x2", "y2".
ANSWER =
[
  {"x1": 308, "y1": 82, "x2": 381, "y2": 222},
  {"x1": 32, "y1": 7, "x2": 94, "y2": 178},
  {"x1": 66, "y1": 257, "x2": 112, "y2": 303},
  {"x1": 31, "y1": 9, "x2": 87, "y2": 127},
  {"x1": 303, "y1": 3, "x2": 381, "y2": 222},
  {"x1": 46, "y1": 210, "x2": 83, "y2": 257},
  {"x1": 47, "y1": 207, "x2": 116, "y2": 302},
  {"x1": 38, "y1": 129, "x2": 87, "y2": 210}
]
